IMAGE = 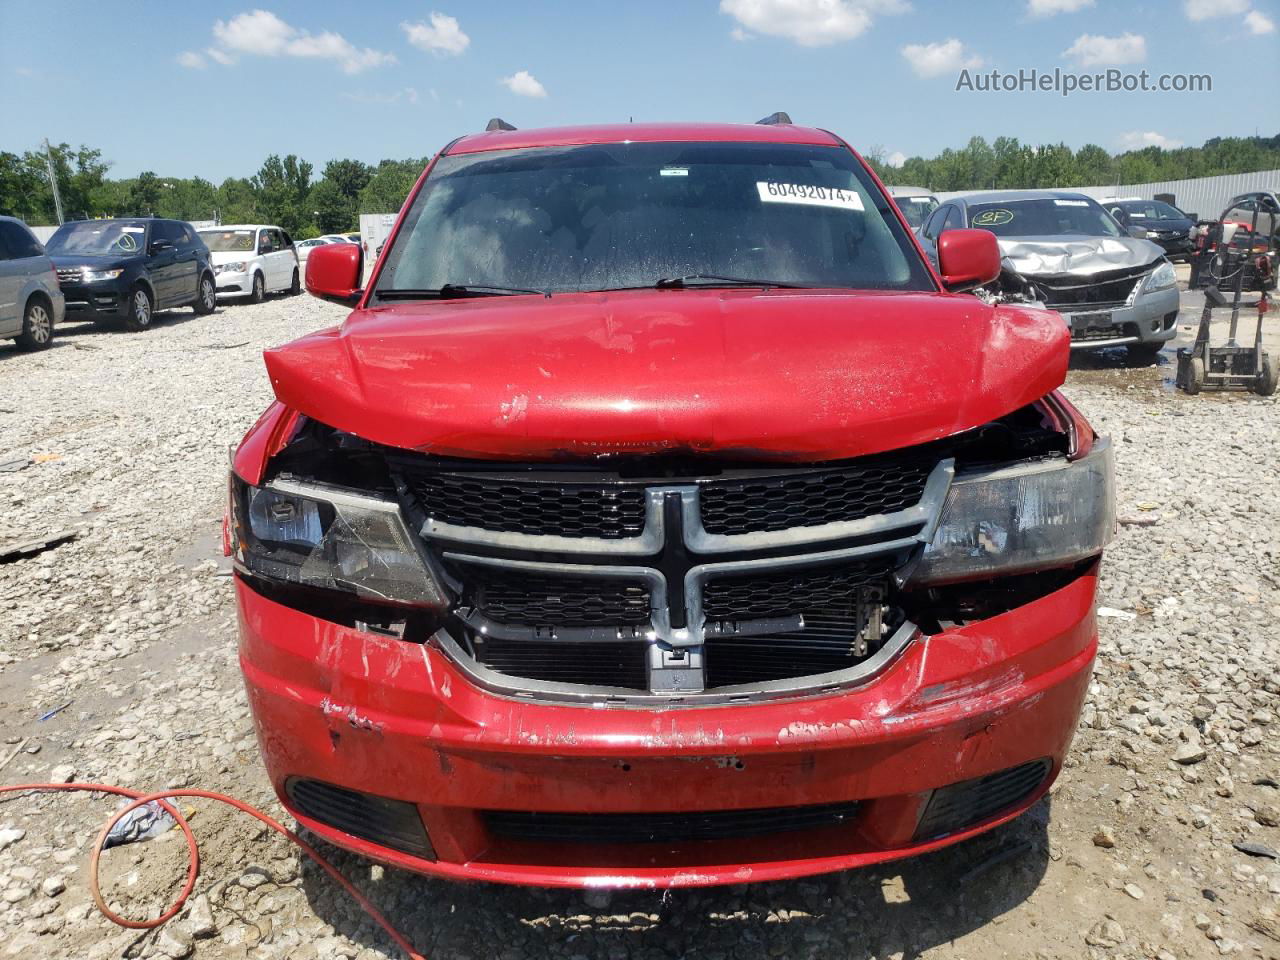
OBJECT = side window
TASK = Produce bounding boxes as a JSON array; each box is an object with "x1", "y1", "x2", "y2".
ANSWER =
[
  {"x1": 173, "y1": 222, "x2": 193, "y2": 246},
  {"x1": 270, "y1": 229, "x2": 286, "y2": 250},
  {"x1": 1224, "y1": 201, "x2": 1254, "y2": 225},
  {"x1": 940, "y1": 205, "x2": 962, "y2": 233},
  {"x1": 0, "y1": 222, "x2": 43, "y2": 259},
  {"x1": 278, "y1": 230, "x2": 293, "y2": 248},
  {"x1": 922, "y1": 206, "x2": 946, "y2": 241},
  {"x1": 258, "y1": 230, "x2": 274, "y2": 254},
  {"x1": 154, "y1": 221, "x2": 183, "y2": 246}
]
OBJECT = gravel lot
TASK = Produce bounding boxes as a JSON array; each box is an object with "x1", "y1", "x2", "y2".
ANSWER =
[{"x1": 0, "y1": 286, "x2": 1277, "y2": 960}]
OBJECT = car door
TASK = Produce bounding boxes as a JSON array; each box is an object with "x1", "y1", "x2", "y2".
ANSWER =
[
  {"x1": 0, "y1": 225, "x2": 19, "y2": 336},
  {"x1": 255, "y1": 228, "x2": 276, "y2": 290},
  {"x1": 277, "y1": 230, "x2": 297, "y2": 286},
  {"x1": 268, "y1": 229, "x2": 290, "y2": 290},
  {"x1": 146, "y1": 221, "x2": 183, "y2": 307},
  {"x1": 170, "y1": 221, "x2": 200, "y2": 303}
]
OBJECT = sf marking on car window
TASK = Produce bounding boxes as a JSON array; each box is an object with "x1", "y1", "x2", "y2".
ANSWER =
[
  {"x1": 972, "y1": 208, "x2": 1014, "y2": 226},
  {"x1": 756, "y1": 181, "x2": 865, "y2": 211}
]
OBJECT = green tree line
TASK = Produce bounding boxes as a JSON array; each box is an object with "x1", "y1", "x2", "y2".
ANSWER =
[
  {"x1": 864, "y1": 133, "x2": 1280, "y2": 192},
  {"x1": 0, "y1": 144, "x2": 428, "y2": 237},
  {"x1": 2, "y1": 133, "x2": 1277, "y2": 233}
]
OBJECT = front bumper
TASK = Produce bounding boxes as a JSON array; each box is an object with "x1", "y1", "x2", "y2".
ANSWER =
[
  {"x1": 1063, "y1": 284, "x2": 1180, "y2": 349},
  {"x1": 237, "y1": 564, "x2": 1098, "y2": 888},
  {"x1": 214, "y1": 269, "x2": 252, "y2": 297},
  {"x1": 59, "y1": 282, "x2": 128, "y2": 319}
]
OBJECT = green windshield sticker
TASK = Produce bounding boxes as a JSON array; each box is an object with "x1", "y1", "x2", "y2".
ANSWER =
[{"x1": 973, "y1": 208, "x2": 1014, "y2": 226}]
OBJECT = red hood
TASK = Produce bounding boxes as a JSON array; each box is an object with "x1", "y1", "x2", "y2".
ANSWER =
[{"x1": 264, "y1": 289, "x2": 1068, "y2": 462}]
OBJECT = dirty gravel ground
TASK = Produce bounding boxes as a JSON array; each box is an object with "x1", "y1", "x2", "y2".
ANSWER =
[{"x1": 0, "y1": 285, "x2": 1277, "y2": 960}]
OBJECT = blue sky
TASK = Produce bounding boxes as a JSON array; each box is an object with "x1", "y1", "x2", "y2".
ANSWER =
[{"x1": 2, "y1": 0, "x2": 1277, "y2": 183}]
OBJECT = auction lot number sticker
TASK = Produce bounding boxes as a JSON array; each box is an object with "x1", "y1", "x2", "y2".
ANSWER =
[{"x1": 757, "y1": 181, "x2": 864, "y2": 211}]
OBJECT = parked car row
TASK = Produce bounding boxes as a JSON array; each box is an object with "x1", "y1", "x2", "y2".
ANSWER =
[{"x1": 0, "y1": 217, "x2": 361, "y2": 351}]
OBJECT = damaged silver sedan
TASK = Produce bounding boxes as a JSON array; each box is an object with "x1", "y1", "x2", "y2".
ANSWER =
[{"x1": 918, "y1": 190, "x2": 1179, "y2": 362}]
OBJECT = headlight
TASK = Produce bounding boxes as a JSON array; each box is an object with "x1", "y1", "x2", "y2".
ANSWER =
[
  {"x1": 216, "y1": 261, "x2": 248, "y2": 275},
  {"x1": 83, "y1": 268, "x2": 123, "y2": 282},
  {"x1": 1143, "y1": 261, "x2": 1177, "y2": 292},
  {"x1": 229, "y1": 474, "x2": 447, "y2": 607},
  {"x1": 909, "y1": 439, "x2": 1114, "y2": 585}
]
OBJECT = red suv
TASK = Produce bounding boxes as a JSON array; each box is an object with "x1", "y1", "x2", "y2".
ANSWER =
[{"x1": 228, "y1": 119, "x2": 1113, "y2": 889}]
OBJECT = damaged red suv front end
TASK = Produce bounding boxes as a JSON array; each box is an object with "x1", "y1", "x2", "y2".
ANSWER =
[{"x1": 229, "y1": 122, "x2": 1112, "y2": 888}]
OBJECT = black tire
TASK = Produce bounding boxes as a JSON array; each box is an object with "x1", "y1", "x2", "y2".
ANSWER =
[
  {"x1": 193, "y1": 273, "x2": 216, "y2": 315},
  {"x1": 15, "y1": 296, "x2": 54, "y2": 350},
  {"x1": 123, "y1": 285, "x2": 153, "y2": 332},
  {"x1": 1125, "y1": 342, "x2": 1164, "y2": 366},
  {"x1": 289, "y1": 268, "x2": 300, "y2": 296},
  {"x1": 1184, "y1": 356, "x2": 1204, "y2": 396},
  {"x1": 249, "y1": 271, "x2": 265, "y2": 304},
  {"x1": 1256, "y1": 354, "x2": 1278, "y2": 397}
]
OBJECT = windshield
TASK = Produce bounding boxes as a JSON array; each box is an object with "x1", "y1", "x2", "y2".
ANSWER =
[
  {"x1": 199, "y1": 229, "x2": 257, "y2": 252},
  {"x1": 893, "y1": 195, "x2": 938, "y2": 229},
  {"x1": 966, "y1": 198, "x2": 1124, "y2": 238},
  {"x1": 375, "y1": 142, "x2": 934, "y2": 296},
  {"x1": 47, "y1": 221, "x2": 149, "y2": 257},
  {"x1": 1119, "y1": 201, "x2": 1185, "y2": 221}
]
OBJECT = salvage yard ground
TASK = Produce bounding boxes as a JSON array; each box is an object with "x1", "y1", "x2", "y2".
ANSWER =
[{"x1": 0, "y1": 278, "x2": 1277, "y2": 960}]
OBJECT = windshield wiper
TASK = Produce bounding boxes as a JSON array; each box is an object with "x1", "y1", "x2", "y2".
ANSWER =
[
  {"x1": 377, "y1": 283, "x2": 546, "y2": 301},
  {"x1": 653, "y1": 274, "x2": 808, "y2": 290}
]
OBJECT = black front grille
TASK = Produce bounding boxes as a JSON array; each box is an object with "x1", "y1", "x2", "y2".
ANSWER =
[
  {"x1": 452, "y1": 563, "x2": 651, "y2": 627},
  {"x1": 1037, "y1": 268, "x2": 1145, "y2": 308},
  {"x1": 913, "y1": 759, "x2": 1051, "y2": 841},
  {"x1": 56, "y1": 268, "x2": 82, "y2": 283},
  {"x1": 702, "y1": 557, "x2": 889, "y2": 622},
  {"x1": 1072, "y1": 322, "x2": 1137, "y2": 342},
  {"x1": 285, "y1": 778, "x2": 434, "y2": 858},
  {"x1": 406, "y1": 471, "x2": 647, "y2": 539},
  {"x1": 702, "y1": 559, "x2": 891, "y2": 686},
  {"x1": 471, "y1": 638, "x2": 648, "y2": 689},
  {"x1": 485, "y1": 801, "x2": 860, "y2": 845},
  {"x1": 700, "y1": 458, "x2": 931, "y2": 534}
]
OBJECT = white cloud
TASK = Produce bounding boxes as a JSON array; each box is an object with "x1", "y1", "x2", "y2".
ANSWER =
[
  {"x1": 209, "y1": 10, "x2": 395, "y2": 74},
  {"x1": 1183, "y1": 0, "x2": 1248, "y2": 19},
  {"x1": 1245, "y1": 9, "x2": 1276, "y2": 32},
  {"x1": 1119, "y1": 130, "x2": 1184, "y2": 149},
  {"x1": 206, "y1": 47, "x2": 236, "y2": 66},
  {"x1": 1027, "y1": 0, "x2": 1094, "y2": 15},
  {"x1": 1062, "y1": 32, "x2": 1146, "y2": 66},
  {"x1": 177, "y1": 50, "x2": 206, "y2": 69},
  {"x1": 500, "y1": 70, "x2": 547, "y2": 98},
  {"x1": 887, "y1": 150, "x2": 907, "y2": 166},
  {"x1": 730, "y1": 26, "x2": 752, "y2": 40},
  {"x1": 13, "y1": 66, "x2": 34, "y2": 77},
  {"x1": 900, "y1": 38, "x2": 984, "y2": 78},
  {"x1": 719, "y1": 0, "x2": 909, "y2": 47},
  {"x1": 401, "y1": 12, "x2": 470, "y2": 55}
]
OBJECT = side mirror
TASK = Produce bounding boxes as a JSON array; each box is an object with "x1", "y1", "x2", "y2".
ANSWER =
[
  {"x1": 937, "y1": 229, "x2": 1001, "y2": 292},
  {"x1": 306, "y1": 242, "x2": 363, "y2": 306},
  {"x1": 149, "y1": 238, "x2": 173, "y2": 255},
  {"x1": 1128, "y1": 225, "x2": 1149, "y2": 240}
]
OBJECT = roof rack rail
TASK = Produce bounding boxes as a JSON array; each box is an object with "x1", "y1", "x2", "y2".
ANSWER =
[
  {"x1": 485, "y1": 117, "x2": 517, "y2": 132},
  {"x1": 756, "y1": 112, "x2": 792, "y2": 126}
]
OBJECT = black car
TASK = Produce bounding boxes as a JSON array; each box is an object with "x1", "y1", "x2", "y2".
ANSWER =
[
  {"x1": 1104, "y1": 199, "x2": 1195, "y2": 260},
  {"x1": 46, "y1": 218, "x2": 217, "y2": 331}
]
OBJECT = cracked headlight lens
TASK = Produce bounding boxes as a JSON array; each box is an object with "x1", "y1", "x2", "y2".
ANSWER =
[{"x1": 229, "y1": 475, "x2": 447, "y2": 607}]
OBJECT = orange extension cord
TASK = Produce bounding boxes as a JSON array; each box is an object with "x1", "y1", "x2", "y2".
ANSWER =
[{"x1": 0, "y1": 783, "x2": 426, "y2": 960}]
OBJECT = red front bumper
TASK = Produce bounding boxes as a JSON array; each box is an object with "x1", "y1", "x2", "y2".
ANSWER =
[{"x1": 236, "y1": 568, "x2": 1096, "y2": 888}]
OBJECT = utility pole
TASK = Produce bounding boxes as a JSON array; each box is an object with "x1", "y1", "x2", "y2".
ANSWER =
[{"x1": 42, "y1": 139, "x2": 65, "y2": 225}]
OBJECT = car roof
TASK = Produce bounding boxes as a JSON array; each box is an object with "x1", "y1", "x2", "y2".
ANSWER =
[
  {"x1": 200, "y1": 224, "x2": 277, "y2": 231},
  {"x1": 446, "y1": 121, "x2": 844, "y2": 156},
  {"x1": 948, "y1": 189, "x2": 1097, "y2": 206}
]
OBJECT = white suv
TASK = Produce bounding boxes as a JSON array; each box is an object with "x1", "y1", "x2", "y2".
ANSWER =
[{"x1": 197, "y1": 225, "x2": 300, "y2": 303}]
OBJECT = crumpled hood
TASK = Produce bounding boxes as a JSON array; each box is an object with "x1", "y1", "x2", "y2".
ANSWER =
[
  {"x1": 997, "y1": 235, "x2": 1165, "y2": 277},
  {"x1": 264, "y1": 289, "x2": 1069, "y2": 462}
]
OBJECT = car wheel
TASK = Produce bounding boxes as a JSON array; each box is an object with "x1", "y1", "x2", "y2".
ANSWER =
[
  {"x1": 15, "y1": 297, "x2": 54, "y2": 350},
  {"x1": 1256, "y1": 354, "x2": 1278, "y2": 397},
  {"x1": 289, "y1": 268, "x2": 300, "y2": 296},
  {"x1": 1125, "y1": 342, "x2": 1164, "y2": 366},
  {"x1": 249, "y1": 271, "x2": 265, "y2": 304},
  {"x1": 123, "y1": 285, "x2": 153, "y2": 332},
  {"x1": 193, "y1": 273, "x2": 217, "y2": 315}
]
